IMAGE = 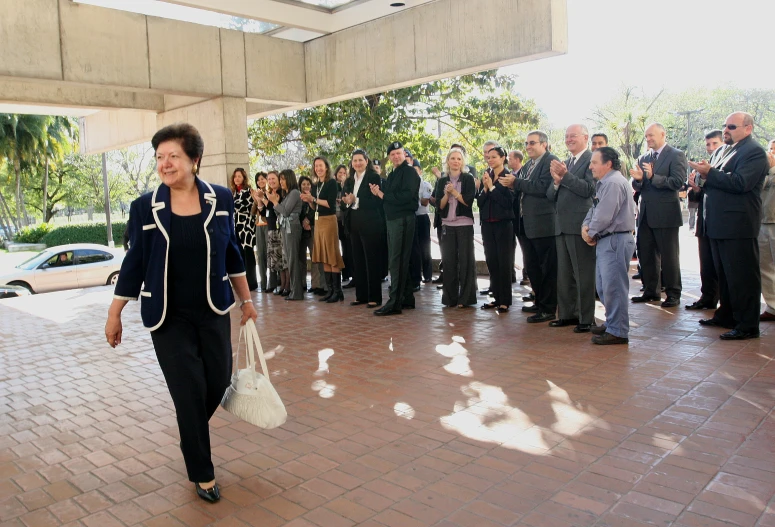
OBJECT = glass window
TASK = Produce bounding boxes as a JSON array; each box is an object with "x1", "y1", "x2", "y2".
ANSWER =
[
  {"x1": 44, "y1": 252, "x2": 74, "y2": 268},
  {"x1": 74, "y1": 0, "x2": 280, "y2": 34},
  {"x1": 74, "y1": 249, "x2": 114, "y2": 265}
]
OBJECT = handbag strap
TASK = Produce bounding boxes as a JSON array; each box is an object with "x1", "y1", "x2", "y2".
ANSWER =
[{"x1": 246, "y1": 322, "x2": 273, "y2": 385}]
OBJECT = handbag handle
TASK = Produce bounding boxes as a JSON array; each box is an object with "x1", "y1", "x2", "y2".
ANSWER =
[{"x1": 245, "y1": 322, "x2": 273, "y2": 385}]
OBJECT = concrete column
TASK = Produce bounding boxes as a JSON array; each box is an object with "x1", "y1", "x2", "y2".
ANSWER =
[{"x1": 156, "y1": 97, "x2": 249, "y2": 187}]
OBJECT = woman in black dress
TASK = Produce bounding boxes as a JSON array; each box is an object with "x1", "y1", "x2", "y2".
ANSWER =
[
  {"x1": 334, "y1": 164, "x2": 353, "y2": 286},
  {"x1": 341, "y1": 149, "x2": 386, "y2": 307}
]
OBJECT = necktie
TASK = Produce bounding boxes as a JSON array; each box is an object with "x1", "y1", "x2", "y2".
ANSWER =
[
  {"x1": 652, "y1": 151, "x2": 659, "y2": 164},
  {"x1": 567, "y1": 156, "x2": 576, "y2": 172}
]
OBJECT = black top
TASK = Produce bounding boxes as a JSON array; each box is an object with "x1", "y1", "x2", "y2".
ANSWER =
[
  {"x1": 434, "y1": 173, "x2": 477, "y2": 220},
  {"x1": 300, "y1": 201, "x2": 315, "y2": 239},
  {"x1": 265, "y1": 200, "x2": 279, "y2": 231},
  {"x1": 383, "y1": 161, "x2": 420, "y2": 220},
  {"x1": 316, "y1": 179, "x2": 338, "y2": 216},
  {"x1": 167, "y1": 212, "x2": 208, "y2": 310},
  {"x1": 476, "y1": 168, "x2": 515, "y2": 222}
]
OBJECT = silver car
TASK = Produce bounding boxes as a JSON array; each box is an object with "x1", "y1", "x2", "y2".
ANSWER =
[{"x1": 0, "y1": 243, "x2": 124, "y2": 294}]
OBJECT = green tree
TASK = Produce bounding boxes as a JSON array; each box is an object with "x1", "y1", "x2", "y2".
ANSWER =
[
  {"x1": 0, "y1": 114, "x2": 49, "y2": 225},
  {"x1": 249, "y1": 71, "x2": 541, "y2": 172}
]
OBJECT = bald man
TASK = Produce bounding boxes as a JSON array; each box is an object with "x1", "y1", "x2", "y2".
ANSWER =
[
  {"x1": 546, "y1": 124, "x2": 596, "y2": 332},
  {"x1": 630, "y1": 123, "x2": 687, "y2": 308},
  {"x1": 690, "y1": 112, "x2": 769, "y2": 339}
]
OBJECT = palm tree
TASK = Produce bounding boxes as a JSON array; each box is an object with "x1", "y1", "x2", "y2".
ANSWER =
[{"x1": 0, "y1": 114, "x2": 49, "y2": 225}]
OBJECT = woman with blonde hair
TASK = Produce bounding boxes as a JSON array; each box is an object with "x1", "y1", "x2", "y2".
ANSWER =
[{"x1": 301, "y1": 156, "x2": 345, "y2": 302}]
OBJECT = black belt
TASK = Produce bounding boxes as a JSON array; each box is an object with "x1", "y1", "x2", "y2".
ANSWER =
[{"x1": 598, "y1": 230, "x2": 630, "y2": 239}]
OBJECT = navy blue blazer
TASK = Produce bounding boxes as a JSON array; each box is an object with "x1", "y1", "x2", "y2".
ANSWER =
[{"x1": 114, "y1": 178, "x2": 246, "y2": 331}]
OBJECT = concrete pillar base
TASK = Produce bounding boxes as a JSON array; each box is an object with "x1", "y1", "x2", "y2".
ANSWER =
[{"x1": 156, "y1": 97, "x2": 249, "y2": 188}]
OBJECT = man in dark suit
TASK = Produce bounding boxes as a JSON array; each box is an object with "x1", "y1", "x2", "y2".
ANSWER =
[
  {"x1": 630, "y1": 123, "x2": 687, "y2": 308},
  {"x1": 690, "y1": 112, "x2": 769, "y2": 340},
  {"x1": 685, "y1": 130, "x2": 724, "y2": 310},
  {"x1": 510, "y1": 130, "x2": 561, "y2": 323},
  {"x1": 546, "y1": 125, "x2": 596, "y2": 332}
]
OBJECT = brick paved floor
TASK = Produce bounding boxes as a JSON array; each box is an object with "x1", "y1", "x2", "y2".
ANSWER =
[{"x1": 0, "y1": 265, "x2": 774, "y2": 527}]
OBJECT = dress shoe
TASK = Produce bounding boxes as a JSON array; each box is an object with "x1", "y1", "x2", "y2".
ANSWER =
[
  {"x1": 432, "y1": 276, "x2": 443, "y2": 284},
  {"x1": 479, "y1": 288, "x2": 491, "y2": 295},
  {"x1": 699, "y1": 318, "x2": 735, "y2": 329},
  {"x1": 631, "y1": 294, "x2": 661, "y2": 303},
  {"x1": 273, "y1": 289, "x2": 284, "y2": 295},
  {"x1": 590, "y1": 324, "x2": 607, "y2": 335},
  {"x1": 367, "y1": 302, "x2": 382, "y2": 308},
  {"x1": 350, "y1": 300, "x2": 366, "y2": 306},
  {"x1": 761, "y1": 311, "x2": 775, "y2": 322},
  {"x1": 195, "y1": 483, "x2": 220, "y2": 503},
  {"x1": 412, "y1": 285, "x2": 421, "y2": 292},
  {"x1": 521, "y1": 305, "x2": 539, "y2": 313},
  {"x1": 574, "y1": 323, "x2": 595, "y2": 333},
  {"x1": 686, "y1": 300, "x2": 715, "y2": 310},
  {"x1": 481, "y1": 302, "x2": 497, "y2": 310},
  {"x1": 519, "y1": 279, "x2": 530, "y2": 286},
  {"x1": 632, "y1": 273, "x2": 642, "y2": 280},
  {"x1": 280, "y1": 289, "x2": 290, "y2": 297},
  {"x1": 661, "y1": 297, "x2": 680, "y2": 308},
  {"x1": 522, "y1": 294, "x2": 535, "y2": 302},
  {"x1": 591, "y1": 333, "x2": 628, "y2": 345},
  {"x1": 374, "y1": 306, "x2": 401, "y2": 316},
  {"x1": 548, "y1": 318, "x2": 579, "y2": 328},
  {"x1": 719, "y1": 329, "x2": 760, "y2": 340},
  {"x1": 496, "y1": 306, "x2": 510, "y2": 314},
  {"x1": 527, "y1": 312, "x2": 556, "y2": 323}
]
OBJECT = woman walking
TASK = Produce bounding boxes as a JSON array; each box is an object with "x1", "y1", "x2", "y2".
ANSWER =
[
  {"x1": 230, "y1": 168, "x2": 258, "y2": 291},
  {"x1": 301, "y1": 156, "x2": 346, "y2": 302},
  {"x1": 105, "y1": 123, "x2": 257, "y2": 504},
  {"x1": 435, "y1": 148, "x2": 477, "y2": 307}
]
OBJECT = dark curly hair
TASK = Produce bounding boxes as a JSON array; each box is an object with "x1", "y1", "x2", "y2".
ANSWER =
[
  {"x1": 151, "y1": 123, "x2": 204, "y2": 171},
  {"x1": 596, "y1": 147, "x2": 621, "y2": 171}
]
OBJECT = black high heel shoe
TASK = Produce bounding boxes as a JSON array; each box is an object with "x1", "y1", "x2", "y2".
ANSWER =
[
  {"x1": 326, "y1": 291, "x2": 344, "y2": 303},
  {"x1": 195, "y1": 482, "x2": 220, "y2": 503}
]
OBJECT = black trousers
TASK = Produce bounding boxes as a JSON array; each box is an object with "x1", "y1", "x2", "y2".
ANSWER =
[
  {"x1": 339, "y1": 221, "x2": 353, "y2": 281},
  {"x1": 150, "y1": 307, "x2": 232, "y2": 483},
  {"x1": 698, "y1": 234, "x2": 719, "y2": 305},
  {"x1": 410, "y1": 214, "x2": 433, "y2": 285},
  {"x1": 242, "y1": 246, "x2": 258, "y2": 291},
  {"x1": 350, "y1": 219, "x2": 386, "y2": 304},
  {"x1": 710, "y1": 238, "x2": 761, "y2": 333},
  {"x1": 439, "y1": 224, "x2": 477, "y2": 306},
  {"x1": 522, "y1": 235, "x2": 558, "y2": 314},
  {"x1": 638, "y1": 224, "x2": 681, "y2": 298},
  {"x1": 385, "y1": 215, "x2": 416, "y2": 311},
  {"x1": 481, "y1": 220, "x2": 514, "y2": 307}
]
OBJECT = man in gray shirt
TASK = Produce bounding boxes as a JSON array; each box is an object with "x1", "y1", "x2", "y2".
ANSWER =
[{"x1": 582, "y1": 147, "x2": 636, "y2": 345}]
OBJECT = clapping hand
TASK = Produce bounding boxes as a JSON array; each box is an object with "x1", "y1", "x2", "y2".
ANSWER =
[
  {"x1": 369, "y1": 183, "x2": 383, "y2": 198},
  {"x1": 342, "y1": 193, "x2": 355, "y2": 205},
  {"x1": 688, "y1": 171, "x2": 700, "y2": 192},
  {"x1": 629, "y1": 165, "x2": 644, "y2": 181},
  {"x1": 550, "y1": 159, "x2": 567, "y2": 183},
  {"x1": 688, "y1": 160, "x2": 711, "y2": 178},
  {"x1": 300, "y1": 192, "x2": 314, "y2": 203},
  {"x1": 642, "y1": 162, "x2": 654, "y2": 179},
  {"x1": 499, "y1": 174, "x2": 516, "y2": 188},
  {"x1": 482, "y1": 172, "x2": 493, "y2": 191}
]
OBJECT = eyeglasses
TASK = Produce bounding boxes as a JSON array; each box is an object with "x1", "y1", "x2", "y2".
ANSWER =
[
  {"x1": 723, "y1": 124, "x2": 747, "y2": 130},
  {"x1": 524, "y1": 140, "x2": 542, "y2": 146}
]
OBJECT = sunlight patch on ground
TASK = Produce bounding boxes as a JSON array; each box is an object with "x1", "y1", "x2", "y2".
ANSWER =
[
  {"x1": 311, "y1": 379, "x2": 336, "y2": 398},
  {"x1": 315, "y1": 348, "x2": 334, "y2": 376},
  {"x1": 393, "y1": 402, "x2": 415, "y2": 419}
]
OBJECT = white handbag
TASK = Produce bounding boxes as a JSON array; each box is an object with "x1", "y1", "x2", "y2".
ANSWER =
[{"x1": 221, "y1": 322, "x2": 287, "y2": 429}]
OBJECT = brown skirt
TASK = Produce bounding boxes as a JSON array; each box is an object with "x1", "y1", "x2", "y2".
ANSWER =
[{"x1": 312, "y1": 215, "x2": 345, "y2": 268}]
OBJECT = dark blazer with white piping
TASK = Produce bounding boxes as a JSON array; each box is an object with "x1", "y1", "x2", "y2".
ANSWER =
[{"x1": 114, "y1": 178, "x2": 246, "y2": 331}]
